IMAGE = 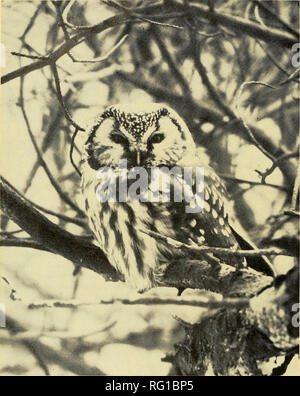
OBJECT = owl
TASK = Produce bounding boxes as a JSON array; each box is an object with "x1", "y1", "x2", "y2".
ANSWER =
[{"x1": 81, "y1": 103, "x2": 274, "y2": 292}]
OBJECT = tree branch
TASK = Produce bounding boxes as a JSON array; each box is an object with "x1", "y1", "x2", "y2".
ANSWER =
[
  {"x1": 27, "y1": 296, "x2": 250, "y2": 310},
  {"x1": 115, "y1": 70, "x2": 296, "y2": 192},
  {"x1": 1, "y1": 12, "x2": 131, "y2": 85},
  {"x1": 2, "y1": 2, "x2": 297, "y2": 85},
  {"x1": 0, "y1": 176, "x2": 119, "y2": 282},
  {"x1": 0, "y1": 176, "x2": 275, "y2": 297},
  {"x1": 142, "y1": 229, "x2": 295, "y2": 258},
  {"x1": 5, "y1": 316, "x2": 105, "y2": 376},
  {"x1": 187, "y1": 1, "x2": 297, "y2": 48},
  {"x1": 19, "y1": 76, "x2": 85, "y2": 217},
  {"x1": 0, "y1": 237, "x2": 51, "y2": 253},
  {"x1": 253, "y1": 0, "x2": 299, "y2": 39}
]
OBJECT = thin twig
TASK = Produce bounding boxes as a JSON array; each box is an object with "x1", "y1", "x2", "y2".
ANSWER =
[
  {"x1": 52, "y1": 0, "x2": 76, "y2": 62},
  {"x1": 62, "y1": 0, "x2": 106, "y2": 30},
  {"x1": 280, "y1": 67, "x2": 300, "y2": 86},
  {"x1": 141, "y1": 229, "x2": 295, "y2": 258},
  {"x1": 253, "y1": 0, "x2": 299, "y2": 39},
  {"x1": 70, "y1": 127, "x2": 82, "y2": 177},
  {"x1": 256, "y1": 151, "x2": 299, "y2": 184},
  {"x1": 51, "y1": 63, "x2": 85, "y2": 131},
  {"x1": 27, "y1": 296, "x2": 250, "y2": 310},
  {"x1": 69, "y1": 34, "x2": 129, "y2": 63},
  {"x1": 219, "y1": 174, "x2": 288, "y2": 192},
  {"x1": 136, "y1": 16, "x2": 184, "y2": 30},
  {"x1": 236, "y1": 81, "x2": 277, "y2": 164},
  {"x1": 11, "y1": 52, "x2": 49, "y2": 61},
  {"x1": 291, "y1": 161, "x2": 300, "y2": 210},
  {"x1": 0, "y1": 229, "x2": 24, "y2": 236},
  {"x1": 151, "y1": 25, "x2": 190, "y2": 95},
  {"x1": 190, "y1": 29, "x2": 236, "y2": 119},
  {"x1": 53, "y1": 1, "x2": 130, "y2": 64},
  {"x1": 19, "y1": 75, "x2": 85, "y2": 217},
  {"x1": 1, "y1": 322, "x2": 117, "y2": 341},
  {"x1": 256, "y1": 41, "x2": 294, "y2": 79},
  {"x1": 103, "y1": 0, "x2": 184, "y2": 29},
  {"x1": 20, "y1": 3, "x2": 43, "y2": 42},
  {"x1": 187, "y1": 1, "x2": 296, "y2": 48}
]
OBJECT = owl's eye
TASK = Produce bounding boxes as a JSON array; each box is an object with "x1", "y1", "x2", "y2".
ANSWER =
[
  {"x1": 149, "y1": 133, "x2": 165, "y2": 144},
  {"x1": 110, "y1": 131, "x2": 129, "y2": 146}
]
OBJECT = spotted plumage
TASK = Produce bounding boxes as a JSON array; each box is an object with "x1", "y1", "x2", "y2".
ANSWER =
[{"x1": 81, "y1": 103, "x2": 274, "y2": 292}]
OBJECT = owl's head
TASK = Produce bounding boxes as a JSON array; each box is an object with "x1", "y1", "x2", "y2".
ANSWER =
[{"x1": 84, "y1": 103, "x2": 196, "y2": 170}]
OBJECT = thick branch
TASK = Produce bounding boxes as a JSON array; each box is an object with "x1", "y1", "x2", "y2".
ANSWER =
[
  {"x1": 0, "y1": 176, "x2": 275, "y2": 296},
  {"x1": 187, "y1": 2, "x2": 297, "y2": 48},
  {"x1": 0, "y1": 176, "x2": 119, "y2": 281},
  {"x1": 0, "y1": 237, "x2": 51, "y2": 253}
]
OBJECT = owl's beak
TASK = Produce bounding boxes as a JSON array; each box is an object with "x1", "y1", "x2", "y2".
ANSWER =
[{"x1": 130, "y1": 142, "x2": 147, "y2": 167}]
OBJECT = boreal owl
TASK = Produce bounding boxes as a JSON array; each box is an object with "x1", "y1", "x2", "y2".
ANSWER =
[{"x1": 81, "y1": 103, "x2": 275, "y2": 292}]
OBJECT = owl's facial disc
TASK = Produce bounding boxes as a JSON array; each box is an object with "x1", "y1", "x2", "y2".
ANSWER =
[{"x1": 85, "y1": 104, "x2": 196, "y2": 170}]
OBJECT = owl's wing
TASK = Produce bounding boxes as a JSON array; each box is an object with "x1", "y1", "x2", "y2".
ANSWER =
[{"x1": 171, "y1": 165, "x2": 275, "y2": 276}]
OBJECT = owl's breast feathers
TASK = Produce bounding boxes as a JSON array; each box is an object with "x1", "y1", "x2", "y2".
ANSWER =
[{"x1": 82, "y1": 162, "x2": 245, "y2": 292}]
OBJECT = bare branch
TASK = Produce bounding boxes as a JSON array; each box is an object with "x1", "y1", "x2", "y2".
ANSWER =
[
  {"x1": 27, "y1": 296, "x2": 250, "y2": 310},
  {"x1": 2, "y1": 1, "x2": 297, "y2": 85},
  {"x1": 151, "y1": 25, "x2": 190, "y2": 95},
  {"x1": 284, "y1": 210, "x2": 300, "y2": 218},
  {"x1": 19, "y1": 75, "x2": 85, "y2": 217},
  {"x1": 1, "y1": 12, "x2": 131, "y2": 84},
  {"x1": 291, "y1": 161, "x2": 300, "y2": 210},
  {"x1": 187, "y1": 1, "x2": 297, "y2": 48},
  {"x1": 280, "y1": 67, "x2": 300, "y2": 86},
  {"x1": 219, "y1": 174, "x2": 288, "y2": 192},
  {"x1": 0, "y1": 176, "x2": 119, "y2": 282},
  {"x1": 236, "y1": 81, "x2": 277, "y2": 164},
  {"x1": 190, "y1": 31, "x2": 236, "y2": 119},
  {"x1": 51, "y1": 63, "x2": 85, "y2": 131},
  {"x1": 143, "y1": 229, "x2": 294, "y2": 258},
  {"x1": 4, "y1": 177, "x2": 87, "y2": 228},
  {"x1": 0, "y1": 176, "x2": 275, "y2": 297},
  {"x1": 70, "y1": 127, "x2": 82, "y2": 177},
  {"x1": 258, "y1": 151, "x2": 299, "y2": 184},
  {"x1": 6, "y1": 316, "x2": 105, "y2": 376},
  {"x1": 253, "y1": 0, "x2": 299, "y2": 39},
  {"x1": 256, "y1": 41, "x2": 299, "y2": 84},
  {"x1": 68, "y1": 34, "x2": 129, "y2": 63},
  {"x1": 116, "y1": 70, "x2": 296, "y2": 188}
]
